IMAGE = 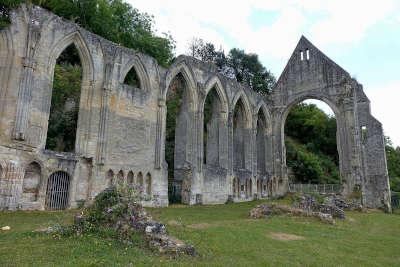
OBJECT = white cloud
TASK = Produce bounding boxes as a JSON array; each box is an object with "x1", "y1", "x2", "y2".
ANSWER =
[
  {"x1": 366, "y1": 81, "x2": 400, "y2": 147},
  {"x1": 129, "y1": 0, "x2": 397, "y2": 59},
  {"x1": 129, "y1": 0, "x2": 399, "y2": 146}
]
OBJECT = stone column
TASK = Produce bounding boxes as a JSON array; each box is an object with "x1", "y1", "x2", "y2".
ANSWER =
[
  {"x1": 155, "y1": 99, "x2": 166, "y2": 169},
  {"x1": 13, "y1": 21, "x2": 41, "y2": 140},
  {"x1": 96, "y1": 87, "x2": 112, "y2": 165}
]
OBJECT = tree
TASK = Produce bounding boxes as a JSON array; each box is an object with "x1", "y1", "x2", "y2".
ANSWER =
[
  {"x1": 285, "y1": 102, "x2": 340, "y2": 184},
  {"x1": 385, "y1": 137, "x2": 400, "y2": 192},
  {"x1": 1, "y1": 0, "x2": 175, "y2": 66},
  {"x1": 187, "y1": 38, "x2": 275, "y2": 94}
]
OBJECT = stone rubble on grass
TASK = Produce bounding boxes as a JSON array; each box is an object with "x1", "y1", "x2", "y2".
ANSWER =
[
  {"x1": 249, "y1": 193, "x2": 363, "y2": 224},
  {"x1": 71, "y1": 187, "x2": 197, "y2": 257},
  {"x1": 249, "y1": 203, "x2": 335, "y2": 224}
]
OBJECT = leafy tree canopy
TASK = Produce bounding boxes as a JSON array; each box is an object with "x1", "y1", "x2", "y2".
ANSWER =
[
  {"x1": 285, "y1": 102, "x2": 339, "y2": 184},
  {"x1": 1, "y1": 0, "x2": 175, "y2": 66},
  {"x1": 385, "y1": 137, "x2": 400, "y2": 192},
  {"x1": 187, "y1": 38, "x2": 276, "y2": 95}
]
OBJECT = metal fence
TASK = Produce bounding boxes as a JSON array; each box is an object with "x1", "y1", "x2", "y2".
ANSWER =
[
  {"x1": 45, "y1": 171, "x2": 71, "y2": 210},
  {"x1": 392, "y1": 192, "x2": 400, "y2": 209},
  {"x1": 288, "y1": 183, "x2": 342, "y2": 194}
]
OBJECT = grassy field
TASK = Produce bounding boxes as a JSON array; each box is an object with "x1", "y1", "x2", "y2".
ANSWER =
[{"x1": 0, "y1": 200, "x2": 399, "y2": 267}]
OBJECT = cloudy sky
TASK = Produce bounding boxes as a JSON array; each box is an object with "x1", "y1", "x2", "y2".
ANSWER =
[{"x1": 129, "y1": 0, "x2": 400, "y2": 146}]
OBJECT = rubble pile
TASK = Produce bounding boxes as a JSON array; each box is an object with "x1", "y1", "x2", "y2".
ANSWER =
[
  {"x1": 250, "y1": 193, "x2": 364, "y2": 224},
  {"x1": 61, "y1": 187, "x2": 196, "y2": 256}
]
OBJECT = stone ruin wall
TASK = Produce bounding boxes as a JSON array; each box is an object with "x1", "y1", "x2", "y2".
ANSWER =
[{"x1": 0, "y1": 5, "x2": 391, "y2": 211}]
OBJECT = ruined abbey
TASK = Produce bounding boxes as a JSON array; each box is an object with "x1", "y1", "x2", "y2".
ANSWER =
[{"x1": 0, "y1": 5, "x2": 391, "y2": 211}]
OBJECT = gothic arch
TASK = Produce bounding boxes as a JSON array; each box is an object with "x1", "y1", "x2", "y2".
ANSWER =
[
  {"x1": 202, "y1": 76, "x2": 229, "y2": 115},
  {"x1": 119, "y1": 55, "x2": 151, "y2": 92},
  {"x1": 232, "y1": 91, "x2": 252, "y2": 128},
  {"x1": 45, "y1": 31, "x2": 95, "y2": 154},
  {"x1": 255, "y1": 102, "x2": 272, "y2": 135},
  {"x1": 47, "y1": 31, "x2": 94, "y2": 82},
  {"x1": 164, "y1": 61, "x2": 198, "y2": 110},
  {"x1": 280, "y1": 94, "x2": 346, "y2": 187}
]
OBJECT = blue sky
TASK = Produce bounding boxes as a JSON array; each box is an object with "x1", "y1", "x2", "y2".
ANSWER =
[{"x1": 130, "y1": 0, "x2": 400, "y2": 146}]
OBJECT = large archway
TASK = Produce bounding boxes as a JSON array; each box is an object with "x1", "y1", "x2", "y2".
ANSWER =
[
  {"x1": 165, "y1": 71, "x2": 195, "y2": 203},
  {"x1": 283, "y1": 98, "x2": 341, "y2": 190},
  {"x1": 255, "y1": 107, "x2": 269, "y2": 198},
  {"x1": 45, "y1": 44, "x2": 82, "y2": 152},
  {"x1": 233, "y1": 97, "x2": 250, "y2": 170}
]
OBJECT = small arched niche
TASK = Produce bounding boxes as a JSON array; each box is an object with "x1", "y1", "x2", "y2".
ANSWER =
[
  {"x1": 137, "y1": 172, "x2": 143, "y2": 187},
  {"x1": 127, "y1": 171, "x2": 134, "y2": 185},
  {"x1": 22, "y1": 162, "x2": 42, "y2": 202},
  {"x1": 117, "y1": 170, "x2": 124, "y2": 183},
  {"x1": 106, "y1": 169, "x2": 114, "y2": 187},
  {"x1": 145, "y1": 173, "x2": 152, "y2": 196}
]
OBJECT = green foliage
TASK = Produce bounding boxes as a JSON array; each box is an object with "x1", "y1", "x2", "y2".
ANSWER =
[
  {"x1": 187, "y1": 38, "x2": 276, "y2": 94},
  {"x1": 1, "y1": 0, "x2": 175, "y2": 66},
  {"x1": 285, "y1": 102, "x2": 340, "y2": 184},
  {"x1": 123, "y1": 67, "x2": 140, "y2": 88},
  {"x1": 46, "y1": 54, "x2": 82, "y2": 152},
  {"x1": 286, "y1": 137, "x2": 340, "y2": 184},
  {"x1": 385, "y1": 137, "x2": 400, "y2": 192},
  {"x1": 285, "y1": 103, "x2": 338, "y2": 165},
  {"x1": 165, "y1": 76, "x2": 184, "y2": 203},
  {"x1": 226, "y1": 48, "x2": 276, "y2": 95},
  {"x1": 1, "y1": 200, "x2": 400, "y2": 266}
]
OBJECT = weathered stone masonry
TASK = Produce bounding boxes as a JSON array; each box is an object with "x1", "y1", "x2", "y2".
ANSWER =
[{"x1": 0, "y1": 5, "x2": 391, "y2": 210}]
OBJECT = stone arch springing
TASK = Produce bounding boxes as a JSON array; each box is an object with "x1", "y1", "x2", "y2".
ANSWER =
[
  {"x1": 46, "y1": 31, "x2": 94, "y2": 154},
  {"x1": 164, "y1": 63, "x2": 198, "y2": 204},
  {"x1": 106, "y1": 169, "x2": 114, "y2": 187},
  {"x1": 127, "y1": 171, "x2": 134, "y2": 185},
  {"x1": 45, "y1": 171, "x2": 71, "y2": 210},
  {"x1": 282, "y1": 96, "x2": 341, "y2": 185},
  {"x1": 232, "y1": 95, "x2": 251, "y2": 170},
  {"x1": 22, "y1": 162, "x2": 42, "y2": 202},
  {"x1": 146, "y1": 173, "x2": 152, "y2": 196}
]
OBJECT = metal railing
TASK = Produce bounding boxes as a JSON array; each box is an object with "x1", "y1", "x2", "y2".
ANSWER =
[{"x1": 288, "y1": 183, "x2": 342, "y2": 194}]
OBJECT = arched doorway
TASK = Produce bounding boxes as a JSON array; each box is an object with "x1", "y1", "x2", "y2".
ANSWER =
[
  {"x1": 284, "y1": 99, "x2": 340, "y2": 188},
  {"x1": 45, "y1": 171, "x2": 71, "y2": 210}
]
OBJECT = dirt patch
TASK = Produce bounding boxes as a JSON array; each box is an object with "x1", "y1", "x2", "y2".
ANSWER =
[
  {"x1": 167, "y1": 220, "x2": 183, "y2": 227},
  {"x1": 269, "y1": 232, "x2": 305, "y2": 241},
  {"x1": 348, "y1": 217, "x2": 356, "y2": 222},
  {"x1": 187, "y1": 223, "x2": 213, "y2": 229}
]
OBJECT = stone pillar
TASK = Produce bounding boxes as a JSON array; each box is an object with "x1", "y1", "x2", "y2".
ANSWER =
[
  {"x1": 0, "y1": 161, "x2": 24, "y2": 210},
  {"x1": 96, "y1": 87, "x2": 112, "y2": 164},
  {"x1": 155, "y1": 99, "x2": 166, "y2": 169},
  {"x1": 13, "y1": 20, "x2": 41, "y2": 140}
]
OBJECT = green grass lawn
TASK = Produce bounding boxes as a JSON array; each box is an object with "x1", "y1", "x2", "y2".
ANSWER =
[{"x1": 0, "y1": 200, "x2": 399, "y2": 267}]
